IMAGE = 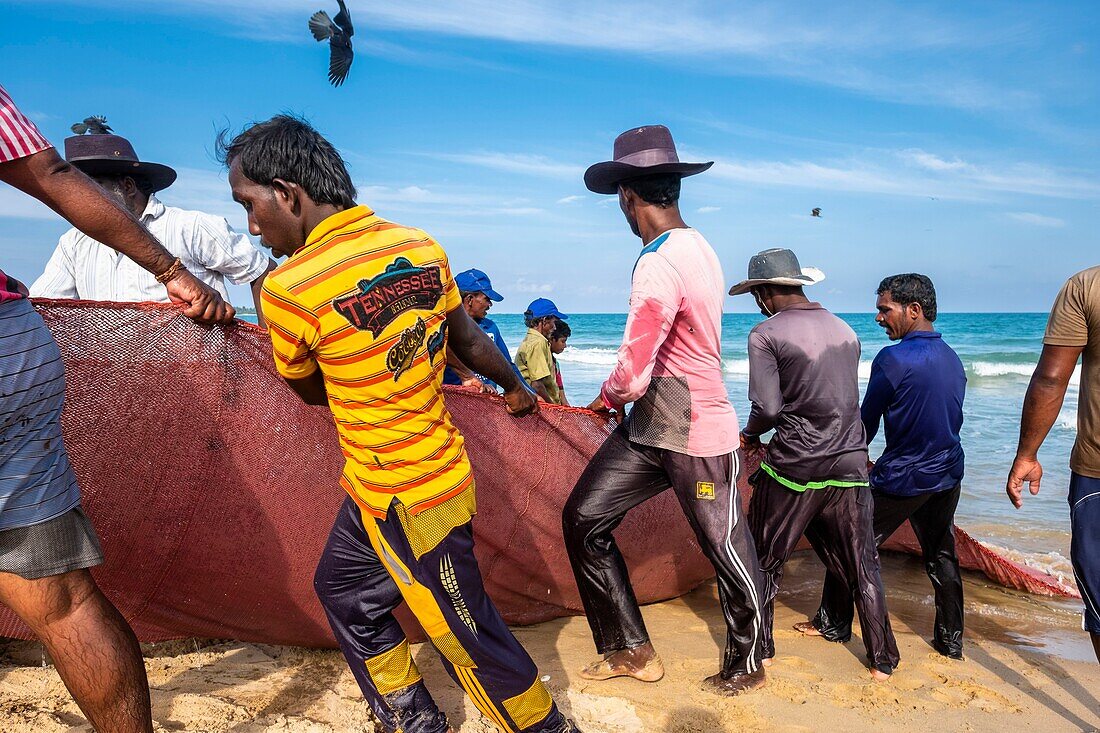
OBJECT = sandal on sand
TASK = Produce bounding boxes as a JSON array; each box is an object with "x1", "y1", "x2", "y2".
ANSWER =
[
  {"x1": 578, "y1": 656, "x2": 665, "y2": 682},
  {"x1": 793, "y1": 621, "x2": 824, "y2": 637}
]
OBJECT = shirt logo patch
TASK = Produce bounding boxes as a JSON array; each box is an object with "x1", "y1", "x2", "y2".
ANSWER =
[
  {"x1": 332, "y1": 257, "x2": 444, "y2": 336},
  {"x1": 386, "y1": 317, "x2": 426, "y2": 381},
  {"x1": 696, "y1": 482, "x2": 715, "y2": 500},
  {"x1": 427, "y1": 322, "x2": 448, "y2": 364}
]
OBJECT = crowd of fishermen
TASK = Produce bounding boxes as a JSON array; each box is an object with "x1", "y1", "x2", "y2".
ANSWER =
[{"x1": 1, "y1": 82, "x2": 1097, "y2": 733}]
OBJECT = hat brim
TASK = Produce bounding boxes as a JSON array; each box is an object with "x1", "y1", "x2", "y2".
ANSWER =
[
  {"x1": 483, "y1": 288, "x2": 503, "y2": 302},
  {"x1": 728, "y1": 267, "x2": 826, "y2": 296},
  {"x1": 583, "y1": 160, "x2": 713, "y2": 195},
  {"x1": 70, "y1": 159, "x2": 177, "y2": 192}
]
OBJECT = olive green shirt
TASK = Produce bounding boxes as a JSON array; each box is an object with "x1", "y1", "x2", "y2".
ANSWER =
[
  {"x1": 516, "y1": 328, "x2": 561, "y2": 404},
  {"x1": 1044, "y1": 266, "x2": 1100, "y2": 478}
]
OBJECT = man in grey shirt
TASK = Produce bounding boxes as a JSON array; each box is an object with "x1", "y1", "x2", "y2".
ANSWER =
[{"x1": 730, "y1": 248, "x2": 899, "y2": 680}]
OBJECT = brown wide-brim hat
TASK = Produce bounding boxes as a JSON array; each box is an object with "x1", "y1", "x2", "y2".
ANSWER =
[
  {"x1": 584, "y1": 125, "x2": 712, "y2": 195},
  {"x1": 64, "y1": 133, "x2": 176, "y2": 192}
]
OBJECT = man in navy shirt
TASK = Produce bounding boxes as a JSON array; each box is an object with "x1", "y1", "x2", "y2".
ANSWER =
[
  {"x1": 798, "y1": 273, "x2": 967, "y2": 659},
  {"x1": 443, "y1": 268, "x2": 522, "y2": 391}
]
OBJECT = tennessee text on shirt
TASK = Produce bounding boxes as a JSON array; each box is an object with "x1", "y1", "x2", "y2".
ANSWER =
[{"x1": 332, "y1": 256, "x2": 444, "y2": 336}]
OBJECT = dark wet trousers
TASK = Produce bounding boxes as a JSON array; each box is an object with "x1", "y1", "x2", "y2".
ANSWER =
[
  {"x1": 747, "y1": 471, "x2": 900, "y2": 674},
  {"x1": 315, "y1": 496, "x2": 573, "y2": 733},
  {"x1": 812, "y1": 484, "x2": 964, "y2": 658},
  {"x1": 563, "y1": 427, "x2": 767, "y2": 676}
]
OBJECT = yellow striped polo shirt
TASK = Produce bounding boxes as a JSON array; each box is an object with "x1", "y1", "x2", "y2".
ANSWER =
[{"x1": 261, "y1": 205, "x2": 474, "y2": 522}]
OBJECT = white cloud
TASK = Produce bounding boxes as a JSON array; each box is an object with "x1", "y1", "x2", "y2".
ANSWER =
[
  {"x1": 511, "y1": 277, "x2": 554, "y2": 293},
  {"x1": 1006, "y1": 212, "x2": 1066, "y2": 228},
  {"x1": 696, "y1": 206, "x2": 721, "y2": 214},
  {"x1": 557, "y1": 195, "x2": 584, "y2": 205},
  {"x1": 31, "y1": 0, "x2": 1043, "y2": 112},
  {"x1": 432, "y1": 152, "x2": 583, "y2": 179},
  {"x1": 707, "y1": 148, "x2": 1100, "y2": 201}
]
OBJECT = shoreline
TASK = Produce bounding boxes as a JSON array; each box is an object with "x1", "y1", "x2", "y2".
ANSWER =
[{"x1": 1, "y1": 552, "x2": 1096, "y2": 732}]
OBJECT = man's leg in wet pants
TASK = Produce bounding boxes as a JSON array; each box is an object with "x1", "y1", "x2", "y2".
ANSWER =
[
  {"x1": 563, "y1": 428, "x2": 671, "y2": 657},
  {"x1": 812, "y1": 486, "x2": 963, "y2": 659},
  {"x1": 663, "y1": 449, "x2": 765, "y2": 679},
  {"x1": 804, "y1": 485, "x2": 900, "y2": 675},
  {"x1": 747, "y1": 471, "x2": 824, "y2": 662}
]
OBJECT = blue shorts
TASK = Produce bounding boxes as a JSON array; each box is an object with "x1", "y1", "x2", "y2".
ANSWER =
[{"x1": 1069, "y1": 472, "x2": 1100, "y2": 634}]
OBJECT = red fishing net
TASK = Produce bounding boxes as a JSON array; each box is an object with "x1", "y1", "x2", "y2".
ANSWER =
[{"x1": 0, "y1": 302, "x2": 1076, "y2": 647}]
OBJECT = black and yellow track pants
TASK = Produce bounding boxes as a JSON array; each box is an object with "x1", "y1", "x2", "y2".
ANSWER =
[{"x1": 315, "y1": 496, "x2": 572, "y2": 733}]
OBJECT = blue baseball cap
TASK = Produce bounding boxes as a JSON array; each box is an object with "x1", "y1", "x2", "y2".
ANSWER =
[
  {"x1": 526, "y1": 298, "x2": 568, "y2": 320},
  {"x1": 454, "y1": 268, "x2": 503, "y2": 301}
]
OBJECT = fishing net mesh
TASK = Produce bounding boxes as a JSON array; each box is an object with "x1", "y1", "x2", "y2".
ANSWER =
[{"x1": 0, "y1": 302, "x2": 1075, "y2": 647}]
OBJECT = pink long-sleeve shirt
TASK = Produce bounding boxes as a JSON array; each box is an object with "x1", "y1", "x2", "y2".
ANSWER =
[{"x1": 600, "y1": 228, "x2": 739, "y2": 457}]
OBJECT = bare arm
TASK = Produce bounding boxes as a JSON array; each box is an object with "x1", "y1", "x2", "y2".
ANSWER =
[
  {"x1": 250, "y1": 260, "x2": 278, "y2": 328},
  {"x1": 1006, "y1": 344, "x2": 1083, "y2": 507},
  {"x1": 530, "y1": 377, "x2": 554, "y2": 402},
  {"x1": 0, "y1": 147, "x2": 233, "y2": 324},
  {"x1": 446, "y1": 307, "x2": 537, "y2": 417},
  {"x1": 283, "y1": 370, "x2": 327, "y2": 406}
]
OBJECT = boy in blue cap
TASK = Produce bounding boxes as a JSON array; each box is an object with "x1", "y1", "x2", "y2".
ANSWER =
[
  {"x1": 444, "y1": 268, "x2": 522, "y2": 391},
  {"x1": 516, "y1": 298, "x2": 568, "y2": 404}
]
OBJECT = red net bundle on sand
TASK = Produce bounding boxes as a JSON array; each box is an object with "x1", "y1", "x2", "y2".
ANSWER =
[{"x1": 0, "y1": 302, "x2": 1076, "y2": 648}]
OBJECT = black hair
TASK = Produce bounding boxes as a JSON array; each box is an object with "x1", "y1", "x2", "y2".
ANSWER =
[
  {"x1": 524, "y1": 311, "x2": 559, "y2": 329},
  {"x1": 552, "y1": 321, "x2": 571, "y2": 340},
  {"x1": 620, "y1": 173, "x2": 681, "y2": 208},
  {"x1": 877, "y1": 273, "x2": 937, "y2": 321},
  {"x1": 216, "y1": 114, "x2": 356, "y2": 208},
  {"x1": 96, "y1": 173, "x2": 158, "y2": 197}
]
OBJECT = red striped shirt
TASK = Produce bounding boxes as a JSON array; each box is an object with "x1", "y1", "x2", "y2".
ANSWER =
[{"x1": 0, "y1": 84, "x2": 52, "y2": 303}]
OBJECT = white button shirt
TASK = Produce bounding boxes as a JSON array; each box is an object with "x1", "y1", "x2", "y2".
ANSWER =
[{"x1": 31, "y1": 196, "x2": 270, "y2": 302}]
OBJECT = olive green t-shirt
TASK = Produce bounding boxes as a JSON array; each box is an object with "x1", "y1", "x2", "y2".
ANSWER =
[
  {"x1": 516, "y1": 328, "x2": 561, "y2": 404},
  {"x1": 1044, "y1": 265, "x2": 1100, "y2": 478}
]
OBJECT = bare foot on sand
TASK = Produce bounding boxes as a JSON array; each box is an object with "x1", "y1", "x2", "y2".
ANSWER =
[
  {"x1": 870, "y1": 667, "x2": 891, "y2": 682},
  {"x1": 701, "y1": 669, "x2": 767, "y2": 696},
  {"x1": 762, "y1": 657, "x2": 774, "y2": 668},
  {"x1": 793, "y1": 621, "x2": 823, "y2": 637},
  {"x1": 579, "y1": 642, "x2": 664, "y2": 682}
]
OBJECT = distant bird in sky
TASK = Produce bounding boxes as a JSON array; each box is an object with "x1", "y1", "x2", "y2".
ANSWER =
[
  {"x1": 70, "y1": 116, "x2": 112, "y2": 135},
  {"x1": 309, "y1": 0, "x2": 355, "y2": 87},
  {"x1": 811, "y1": 207, "x2": 822, "y2": 217}
]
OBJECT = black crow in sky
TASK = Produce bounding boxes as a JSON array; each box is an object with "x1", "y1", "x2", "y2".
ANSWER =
[
  {"x1": 811, "y1": 207, "x2": 822, "y2": 217},
  {"x1": 309, "y1": 0, "x2": 355, "y2": 87}
]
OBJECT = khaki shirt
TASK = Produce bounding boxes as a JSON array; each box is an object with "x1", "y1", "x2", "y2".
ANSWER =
[
  {"x1": 1044, "y1": 265, "x2": 1100, "y2": 478},
  {"x1": 516, "y1": 328, "x2": 561, "y2": 404}
]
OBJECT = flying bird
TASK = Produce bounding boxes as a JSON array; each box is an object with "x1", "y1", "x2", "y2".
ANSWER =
[
  {"x1": 70, "y1": 116, "x2": 112, "y2": 135},
  {"x1": 309, "y1": 0, "x2": 355, "y2": 87},
  {"x1": 811, "y1": 207, "x2": 822, "y2": 218}
]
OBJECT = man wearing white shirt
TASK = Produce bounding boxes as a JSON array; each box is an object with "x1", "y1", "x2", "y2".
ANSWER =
[{"x1": 31, "y1": 121, "x2": 274, "y2": 323}]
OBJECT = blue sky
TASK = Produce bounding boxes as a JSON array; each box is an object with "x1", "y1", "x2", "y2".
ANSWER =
[{"x1": 2, "y1": 0, "x2": 1098, "y2": 312}]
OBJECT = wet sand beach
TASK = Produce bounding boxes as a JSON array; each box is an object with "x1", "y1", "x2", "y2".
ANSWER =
[{"x1": 1, "y1": 552, "x2": 1096, "y2": 732}]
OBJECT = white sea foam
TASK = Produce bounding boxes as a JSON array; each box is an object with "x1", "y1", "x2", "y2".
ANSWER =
[
  {"x1": 556, "y1": 347, "x2": 619, "y2": 366},
  {"x1": 976, "y1": 542, "x2": 1076, "y2": 589},
  {"x1": 561, "y1": 350, "x2": 1080, "y2": 387},
  {"x1": 968, "y1": 362, "x2": 1081, "y2": 386}
]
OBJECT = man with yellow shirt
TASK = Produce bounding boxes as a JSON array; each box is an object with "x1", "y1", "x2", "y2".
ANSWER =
[{"x1": 219, "y1": 116, "x2": 578, "y2": 733}]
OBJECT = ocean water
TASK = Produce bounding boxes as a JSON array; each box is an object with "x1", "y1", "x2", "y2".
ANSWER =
[
  {"x1": 493, "y1": 312, "x2": 1078, "y2": 581},
  {"x1": 241, "y1": 310, "x2": 1077, "y2": 581}
]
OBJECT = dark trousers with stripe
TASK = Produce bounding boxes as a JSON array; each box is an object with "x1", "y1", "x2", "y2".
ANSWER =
[
  {"x1": 812, "y1": 485, "x2": 964, "y2": 656},
  {"x1": 562, "y1": 429, "x2": 766, "y2": 676},
  {"x1": 315, "y1": 497, "x2": 570, "y2": 733},
  {"x1": 1069, "y1": 472, "x2": 1100, "y2": 635},
  {"x1": 747, "y1": 472, "x2": 900, "y2": 673}
]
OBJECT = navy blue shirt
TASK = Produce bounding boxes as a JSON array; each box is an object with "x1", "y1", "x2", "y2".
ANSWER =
[
  {"x1": 442, "y1": 316, "x2": 522, "y2": 389},
  {"x1": 862, "y1": 330, "x2": 966, "y2": 496}
]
